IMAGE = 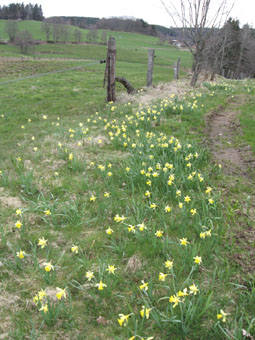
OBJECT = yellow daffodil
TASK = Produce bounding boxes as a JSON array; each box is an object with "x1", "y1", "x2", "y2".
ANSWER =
[
  {"x1": 43, "y1": 261, "x2": 54, "y2": 272},
  {"x1": 194, "y1": 256, "x2": 202, "y2": 265},
  {"x1": 140, "y1": 305, "x2": 152, "y2": 319},
  {"x1": 190, "y1": 208, "x2": 197, "y2": 215},
  {"x1": 85, "y1": 271, "x2": 94, "y2": 281},
  {"x1": 184, "y1": 196, "x2": 191, "y2": 203},
  {"x1": 165, "y1": 260, "x2": 173, "y2": 269},
  {"x1": 38, "y1": 289, "x2": 47, "y2": 300},
  {"x1": 114, "y1": 214, "x2": 126, "y2": 223},
  {"x1": 150, "y1": 203, "x2": 157, "y2": 209},
  {"x1": 71, "y1": 245, "x2": 79, "y2": 254},
  {"x1": 106, "y1": 227, "x2": 114, "y2": 235},
  {"x1": 128, "y1": 225, "x2": 136, "y2": 233},
  {"x1": 56, "y1": 287, "x2": 67, "y2": 300},
  {"x1": 139, "y1": 280, "x2": 148, "y2": 291},
  {"x1": 159, "y1": 272, "x2": 168, "y2": 281},
  {"x1": 39, "y1": 304, "x2": 48, "y2": 313},
  {"x1": 146, "y1": 180, "x2": 152, "y2": 186},
  {"x1": 138, "y1": 222, "x2": 147, "y2": 231},
  {"x1": 200, "y1": 232, "x2": 206, "y2": 239},
  {"x1": 16, "y1": 209, "x2": 22, "y2": 216},
  {"x1": 33, "y1": 295, "x2": 39, "y2": 304},
  {"x1": 15, "y1": 220, "x2": 22, "y2": 229},
  {"x1": 178, "y1": 288, "x2": 188, "y2": 297},
  {"x1": 95, "y1": 280, "x2": 107, "y2": 290},
  {"x1": 144, "y1": 190, "x2": 151, "y2": 197},
  {"x1": 155, "y1": 230, "x2": 163, "y2": 238},
  {"x1": 205, "y1": 186, "x2": 212, "y2": 194},
  {"x1": 106, "y1": 265, "x2": 117, "y2": 274},
  {"x1": 206, "y1": 229, "x2": 212, "y2": 237},
  {"x1": 180, "y1": 238, "x2": 189, "y2": 246},
  {"x1": 217, "y1": 309, "x2": 229, "y2": 322},
  {"x1": 118, "y1": 313, "x2": 132, "y2": 327},
  {"x1": 169, "y1": 294, "x2": 181, "y2": 308},
  {"x1": 38, "y1": 237, "x2": 47, "y2": 249},
  {"x1": 16, "y1": 250, "x2": 26, "y2": 259},
  {"x1": 176, "y1": 190, "x2": 181, "y2": 197},
  {"x1": 189, "y1": 283, "x2": 199, "y2": 295}
]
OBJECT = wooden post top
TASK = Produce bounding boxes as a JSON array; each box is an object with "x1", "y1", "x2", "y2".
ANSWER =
[{"x1": 108, "y1": 36, "x2": 116, "y2": 51}]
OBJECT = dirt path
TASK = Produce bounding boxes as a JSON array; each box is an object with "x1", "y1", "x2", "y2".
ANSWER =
[
  {"x1": 207, "y1": 96, "x2": 255, "y2": 273},
  {"x1": 207, "y1": 96, "x2": 255, "y2": 179}
]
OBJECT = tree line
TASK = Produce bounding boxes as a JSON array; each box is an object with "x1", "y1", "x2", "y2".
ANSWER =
[
  {"x1": 0, "y1": 3, "x2": 43, "y2": 21},
  {"x1": 205, "y1": 18, "x2": 255, "y2": 80},
  {"x1": 3, "y1": 19, "x2": 109, "y2": 54},
  {"x1": 47, "y1": 16, "x2": 158, "y2": 37},
  {"x1": 160, "y1": 0, "x2": 255, "y2": 85}
]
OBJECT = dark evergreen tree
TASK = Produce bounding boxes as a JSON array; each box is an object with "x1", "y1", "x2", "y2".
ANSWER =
[{"x1": 0, "y1": 3, "x2": 44, "y2": 21}]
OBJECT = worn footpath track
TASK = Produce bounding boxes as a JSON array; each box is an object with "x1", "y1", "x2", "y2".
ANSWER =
[
  {"x1": 207, "y1": 95, "x2": 255, "y2": 273},
  {"x1": 207, "y1": 96, "x2": 255, "y2": 179}
]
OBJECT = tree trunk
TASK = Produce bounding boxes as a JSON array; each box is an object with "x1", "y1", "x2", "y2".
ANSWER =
[{"x1": 190, "y1": 59, "x2": 202, "y2": 86}]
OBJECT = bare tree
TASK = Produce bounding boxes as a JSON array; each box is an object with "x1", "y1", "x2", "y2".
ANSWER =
[
  {"x1": 86, "y1": 27, "x2": 98, "y2": 44},
  {"x1": 41, "y1": 21, "x2": 51, "y2": 41},
  {"x1": 101, "y1": 31, "x2": 107, "y2": 45},
  {"x1": 160, "y1": 0, "x2": 234, "y2": 86},
  {"x1": 15, "y1": 30, "x2": 34, "y2": 54},
  {"x1": 5, "y1": 19, "x2": 18, "y2": 42},
  {"x1": 74, "y1": 28, "x2": 82, "y2": 43},
  {"x1": 53, "y1": 23, "x2": 61, "y2": 42},
  {"x1": 60, "y1": 25, "x2": 70, "y2": 42},
  {"x1": 158, "y1": 33, "x2": 166, "y2": 45}
]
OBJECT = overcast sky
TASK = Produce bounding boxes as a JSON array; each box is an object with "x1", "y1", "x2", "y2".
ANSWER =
[{"x1": 1, "y1": 0, "x2": 254, "y2": 28}]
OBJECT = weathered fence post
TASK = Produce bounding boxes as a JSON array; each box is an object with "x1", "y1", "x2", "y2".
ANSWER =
[
  {"x1": 147, "y1": 48, "x2": 155, "y2": 87},
  {"x1": 174, "y1": 57, "x2": 181, "y2": 79},
  {"x1": 106, "y1": 36, "x2": 116, "y2": 102}
]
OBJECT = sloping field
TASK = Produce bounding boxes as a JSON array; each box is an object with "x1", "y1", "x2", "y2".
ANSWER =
[{"x1": 0, "y1": 22, "x2": 255, "y2": 340}]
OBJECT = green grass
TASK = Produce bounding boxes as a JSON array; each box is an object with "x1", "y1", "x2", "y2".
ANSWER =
[
  {"x1": 1, "y1": 25, "x2": 255, "y2": 339},
  {"x1": 0, "y1": 20, "x2": 192, "y2": 70},
  {"x1": 0, "y1": 19, "x2": 86, "y2": 41},
  {"x1": 238, "y1": 91, "x2": 255, "y2": 153}
]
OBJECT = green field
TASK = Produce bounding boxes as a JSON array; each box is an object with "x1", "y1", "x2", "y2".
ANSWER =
[{"x1": 0, "y1": 20, "x2": 255, "y2": 340}]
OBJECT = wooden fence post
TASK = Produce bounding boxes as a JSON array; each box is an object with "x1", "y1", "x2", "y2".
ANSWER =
[
  {"x1": 174, "y1": 57, "x2": 181, "y2": 79},
  {"x1": 147, "y1": 48, "x2": 155, "y2": 87},
  {"x1": 106, "y1": 36, "x2": 116, "y2": 102}
]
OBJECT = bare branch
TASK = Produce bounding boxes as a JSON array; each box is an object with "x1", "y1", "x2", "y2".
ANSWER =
[{"x1": 160, "y1": 0, "x2": 234, "y2": 85}]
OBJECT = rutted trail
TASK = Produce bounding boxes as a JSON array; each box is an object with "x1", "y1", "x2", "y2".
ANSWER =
[
  {"x1": 207, "y1": 95, "x2": 255, "y2": 272},
  {"x1": 207, "y1": 96, "x2": 255, "y2": 179}
]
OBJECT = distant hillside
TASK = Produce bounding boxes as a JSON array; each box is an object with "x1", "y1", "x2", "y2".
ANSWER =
[
  {"x1": 154, "y1": 25, "x2": 180, "y2": 37},
  {"x1": 46, "y1": 16, "x2": 100, "y2": 28},
  {"x1": 46, "y1": 16, "x2": 158, "y2": 36}
]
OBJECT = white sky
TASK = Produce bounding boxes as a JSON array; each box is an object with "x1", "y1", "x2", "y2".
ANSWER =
[{"x1": 0, "y1": 0, "x2": 254, "y2": 28}]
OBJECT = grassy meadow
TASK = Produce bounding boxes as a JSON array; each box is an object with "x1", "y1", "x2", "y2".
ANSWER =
[{"x1": 1, "y1": 20, "x2": 255, "y2": 340}]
